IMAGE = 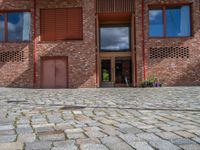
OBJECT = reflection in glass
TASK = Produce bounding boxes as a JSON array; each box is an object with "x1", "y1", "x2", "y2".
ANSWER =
[
  {"x1": 0, "y1": 14, "x2": 4, "y2": 41},
  {"x1": 100, "y1": 27, "x2": 130, "y2": 51},
  {"x1": 166, "y1": 6, "x2": 191, "y2": 37},
  {"x1": 8, "y1": 12, "x2": 31, "y2": 42},
  {"x1": 149, "y1": 9, "x2": 164, "y2": 37}
]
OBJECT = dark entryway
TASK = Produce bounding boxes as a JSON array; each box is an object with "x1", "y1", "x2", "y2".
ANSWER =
[
  {"x1": 115, "y1": 58, "x2": 132, "y2": 86},
  {"x1": 101, "y1": 59, "x2": 111, "y2": 82},
  {"x1": 41, "y1": 57, "x2": 68, "y2": 88}
]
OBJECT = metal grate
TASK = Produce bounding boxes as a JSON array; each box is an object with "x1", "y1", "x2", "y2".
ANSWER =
[
  {"x1": 96, "y1": 0, "x2": 134, "y2": 13},
  {"x1": 149, "y1": 47, "x2": 189, "y2": 59},
  {"x1": 0, "y1": 50, "x2": 24, "y2": 62}
]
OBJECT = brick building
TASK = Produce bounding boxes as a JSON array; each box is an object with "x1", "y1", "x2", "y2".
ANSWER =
[{"x1": 0, "y1": 0, "x2": 199, "y2": 88}]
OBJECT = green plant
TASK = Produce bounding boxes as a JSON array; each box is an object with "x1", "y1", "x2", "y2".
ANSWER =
[{"x1": 141, "y1": 75, "x2": 162, "y2": 88}]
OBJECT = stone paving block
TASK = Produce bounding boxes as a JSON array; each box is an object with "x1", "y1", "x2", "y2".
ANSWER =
[
  {"x1": 155, "y1": 132, "x2": 182, "y2": 140},
  {"x1": 0, "y1": 125, "x2": 14, "y2": 131},
  {"x1": 35, "y1": 126, "x2": 55, "y2": 133},
  {"x1": 119, "y1": 133, "x2": 142, "y2": 143},
  {"x1": 64, "y1": 128, "x2": 83, "y2": 133},
  {"x1": 0, "y1": 134, "x2": 16, "y2": 142},
  {"x1": 85, "y1": 131, "x2": 106, "y2": 138},
  {"x1": 55, "y1": 123, "x2": 74, "y2": 130},
  {"x1": 80, "y1": 144, "x2": 109, "y2": 150},
  {"x1": 53, "y1": 140, "x2": 78, "y2": 150},
  {"x1": 67, "y1": 132, "x2": 86, "y2": 139},
  {"x1": 101, "y1": 136, "x2": 133, "y2": 150},
  {"x1": 76, "y1": 138, "x2": 100, "y2": 145},
  {"x1": 16, "y1": 127, "x2": 33, "y2": 134},
  {"x1": 179, "y1": 144, "x2": 200, "y2": 150},
  {"x1": 149, "y1": 140, "x2": 180, "y2": 150},
  {"x1": 0, "y1": 142, "x2": 23, "y2": 150},
  {"x1": 37, "y1": 130, "x2": 65, "y2": 141},
  {"x1": 193, "y1": 137, "x2": 200, "y2": 144},
  {"x1": 137, "y1": 133, "x2": 180, "y2": 150},
  {"x1": 0, "y1": 129, "x2": 15, "y2": 135},
  {"x1": 119, "y1": 127, "x2": 143, "y2": 134},
  {"x1": 175, "y1": 131, "x2": 197, "y2": 138},
  {"x1": 25, "y1": 141, "x2": 52, "y2": 150},
  {"x1": 53, "y1": 140, "x2": 75, "y2": 147},
  {"x1": 17, "y1": 133, "x2": 36, "y2": 143},
  {"x1": 129, "y1": 141, "x2": 154, "y2": 150},
  {"x1": 171, "y1": 138, "x2": 196, "y2": 145}
]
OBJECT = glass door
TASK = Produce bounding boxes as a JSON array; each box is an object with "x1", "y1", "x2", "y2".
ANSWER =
[{"x1": 101, "y1": 59, "x2": 111, "y2": 82}]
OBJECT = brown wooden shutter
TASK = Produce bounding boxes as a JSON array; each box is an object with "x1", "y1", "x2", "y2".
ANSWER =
[
  {"x1": 67, "y1": 8, "x2": 83, "y2": 39},
  {"x1": 55, "y1": 9, "x2": 68, "y2": 40},
  {"x1": 41, "y1": 9, "x2": 56, "y2": 41},
  {"x1": 41, "y1": 8, "x2": 83, "y2": 41}
]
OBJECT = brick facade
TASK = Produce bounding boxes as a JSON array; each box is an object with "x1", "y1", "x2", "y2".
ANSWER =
[
  {"x1": 135, "y1": 0, "x2": 200, "y2": 86},
  {"x1": 0, "y1": 0, "x2": 199, "y2": 88}
]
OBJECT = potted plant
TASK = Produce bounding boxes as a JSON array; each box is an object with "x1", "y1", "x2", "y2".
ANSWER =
[{"x1": 141, "y1": 75, "x2": 163, "y2": 88}]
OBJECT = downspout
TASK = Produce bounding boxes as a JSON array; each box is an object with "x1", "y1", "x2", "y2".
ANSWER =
[
  {"x1": 134, "y1": 0, "x2": 137, "y2": 87},
  {"x1": 33, "y1": 0, "x2": 37, "y2": 86},
  {"x1": 141, "y1": 0, "x2": 146, "y2": 80}
]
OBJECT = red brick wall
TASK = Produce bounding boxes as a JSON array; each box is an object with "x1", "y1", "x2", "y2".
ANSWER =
[
  {"x1": 35, "y1": 0, "x2": 96, "y2": 88},
  {"x1": 0, "y1": 0, "x2": 199, "y2": 88},
  {"x1": 135, "y1": 0, "x2": 200, "y2": 86},
  {"x1": 0, "y1": 0, "x2": 33, "y2": 87},
  {"x1": 0, "y1": 0, "x2": 97, "y2": 88}
]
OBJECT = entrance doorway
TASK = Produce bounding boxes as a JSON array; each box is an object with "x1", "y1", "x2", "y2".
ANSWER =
[
  {"x1": 115, "y1": 58, "x2": 132, "y2": 86},
  {"x1": 100, "y1": 57, "x2": 132, "y2": 87},
  {"x1": 41, "y1": 57, "x2": 68, "y2": 88}
]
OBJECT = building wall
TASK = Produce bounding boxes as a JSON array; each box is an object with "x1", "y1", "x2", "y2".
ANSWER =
[
  {"x1": 0, "y1": 0, "x2": 199, "y2": 88},
  {"x1": 0, "y1": 0, "x2": 33, "y2": 87},
  {"x1": 135, "y1": 0, "x2": 200, "y2": 86},
  {"x1": 0, "y1": 0, "x2": 97, "y2": 88}
]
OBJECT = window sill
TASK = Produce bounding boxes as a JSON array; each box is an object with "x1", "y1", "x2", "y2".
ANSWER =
[
  {"x1": 148, "y1": 36, "x2": 193, "y2": 40},
  {"x1": 0, "y1": 41, "x2": 31, "y2": 44},
  {"x1": 38, "y1": 39, "x2": 83, "y2": 43}
]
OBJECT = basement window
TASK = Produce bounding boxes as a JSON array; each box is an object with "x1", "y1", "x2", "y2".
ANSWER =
[
  {"x1": 149, "y1": 5, "x2": 191, "y2": 37},
  {"x1": 0, "y1": 12, "x2": 31, "y2": 42}
]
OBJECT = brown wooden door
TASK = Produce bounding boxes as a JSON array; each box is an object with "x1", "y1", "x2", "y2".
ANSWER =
[{"x1": 42, "y1": 57, "x2": 68, "y2": 88}]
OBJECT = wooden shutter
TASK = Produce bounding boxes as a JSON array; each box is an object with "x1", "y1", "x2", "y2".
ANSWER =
[
  {"x1": 67, "y1": 8, "x2": 83, "y2": 39},
  {"x1": 40, "y1": 8, "x2": 83, "y2": 41},
  {"x1": 41, "y1": 9, "x2": 56, "y2": 41},
  {"x1": 55, "y1": 9, "x2": 68, "y2": 40}
]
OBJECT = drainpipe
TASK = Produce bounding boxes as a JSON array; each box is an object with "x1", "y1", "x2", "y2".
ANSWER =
[
  {"x1": 33, "y1": 0, "x2": 37, "y2": 86},
  {"x1": 141, "y1": 0, "x2": 146, "y2": 80}
]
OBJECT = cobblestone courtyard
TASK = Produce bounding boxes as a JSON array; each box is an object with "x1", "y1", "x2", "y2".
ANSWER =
[{"x1": 0, "y1": 87, "x2": 200, "y2": 150}]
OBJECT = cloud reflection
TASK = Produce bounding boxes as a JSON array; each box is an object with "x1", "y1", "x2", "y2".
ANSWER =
[{"x1": 100, "y1": 27, "x2": 130, "y2": 51}]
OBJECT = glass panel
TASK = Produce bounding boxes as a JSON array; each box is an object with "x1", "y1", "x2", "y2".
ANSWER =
[
  {"x1": 115, "y1": 58, "x2": 132, "y2": 85},
  {"x1": 149, "y1": 9, "x2": 164, "y2": 37},
  {"x1": 100, "y1": 27, "x2": 130, "y2": 51},
  {"x1": 166, "y1": 6, "x2": 191, "y2": 37},
  {"x1": 8, "y1": 12, "x2": 31, "y2": 42},
  {"x1": 101, "y1": 60, "x2": 111, "y2": 82},
  {"x1": 0, "y1": 14, "x2": 5, "y2": 41}
]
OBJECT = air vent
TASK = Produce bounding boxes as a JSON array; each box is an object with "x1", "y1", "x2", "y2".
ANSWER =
[
  {"x1": 0, "y1": 50, "x2": 24, "y2": 62},
  {"x1": 150, "y1": 47, "x2": 189, "y2": 59}
]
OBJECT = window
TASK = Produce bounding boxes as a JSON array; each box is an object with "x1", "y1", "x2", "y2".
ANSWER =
[
  {"x1": 0, "y1": 14, "x2": 5, "y2": 42},
  {"x1": 100, "y1": 26, "x2": 130, "y2": 51},
  {"x1": 149, "y1": 5, "x2": 191, "y2": 37},
  {"x1": 40, "y1": 8, "x2": 83, "y2": 41},
  {"x1": 0, "y1": 12, "x2": 31, "y2": 42}
]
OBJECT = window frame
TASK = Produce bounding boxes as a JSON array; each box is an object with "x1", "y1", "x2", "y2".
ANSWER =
[
  {"x1": 148, "y1": 3, "x2": 193, "y2": 39},
  {"x1": 0, "y1": 10, "x2": 31, "y2": 43},
  {"x1": 99, "y1": 24, "x2": 131, "y2": 52}
]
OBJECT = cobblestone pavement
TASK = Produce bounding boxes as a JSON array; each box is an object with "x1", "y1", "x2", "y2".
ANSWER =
[{"x1": 0, "y1": 87, "x2": 200, "y2": 150}]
